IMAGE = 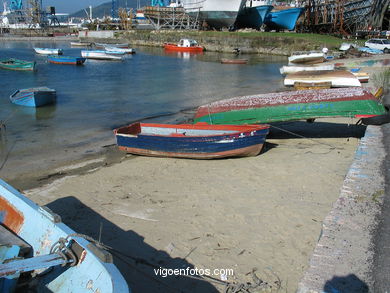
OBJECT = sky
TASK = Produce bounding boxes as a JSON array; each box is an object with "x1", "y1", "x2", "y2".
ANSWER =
[{"x1": 42, "y1": 0, "x2": 109, "y2": 13}]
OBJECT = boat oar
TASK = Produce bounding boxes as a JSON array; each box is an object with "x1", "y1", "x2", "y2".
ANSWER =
[{"x1": 0, "y1": 253, "x2": 73, "y2": 277}]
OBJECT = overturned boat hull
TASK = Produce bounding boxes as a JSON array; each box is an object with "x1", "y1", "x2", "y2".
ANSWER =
[{"x1": 194, "y1": 87, "x2": 387, "y2": 125}]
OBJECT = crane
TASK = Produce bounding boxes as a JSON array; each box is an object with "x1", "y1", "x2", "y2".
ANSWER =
[
  {"x1": 111, "y1": 0, "x2": 118, "y2": 18},
  {"x1": 9, "y1": 0, "x2": 22, "y2": 10}
]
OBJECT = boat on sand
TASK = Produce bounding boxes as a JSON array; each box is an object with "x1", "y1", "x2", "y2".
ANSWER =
[
  {"x1": 284, "y1": 70, "x2": 361, "y2": 87},
  {"x1": 114, "y1": 122, "x2": 270, "y2": 159},
  {"x1": 194, "y1": 87, "x2": 387, "y2": 125}
]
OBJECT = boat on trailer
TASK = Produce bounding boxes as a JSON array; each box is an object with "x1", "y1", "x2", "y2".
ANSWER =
[
  {"x1": 47, "y1": 55, "x2": 86, "y2": 65},
  {"x1": 114, "y1": 122, "x2": 270, "y2": 159},
  {"x1": 10, "y1": 87, "x2": 56, "y2": 107},
  {"x1": 0, "y1": 58, "x2": 36, "y2": 71},
  {"x1": 0, "y1": 179, "x2": 129, "y2": 293},
  {"x1": 193, "y1": 87, "x2": 387, "y2": 125}
]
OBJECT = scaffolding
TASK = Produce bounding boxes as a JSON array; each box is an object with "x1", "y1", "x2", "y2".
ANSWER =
[
  {"x1": 303, "y1": 0, "x2": 390, "y2": 35},
  {"x1": 143, "y1": 6, "x2": 199, "y2": 30}
]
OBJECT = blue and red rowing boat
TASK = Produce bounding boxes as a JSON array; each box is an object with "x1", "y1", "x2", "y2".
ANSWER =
[
  {"x1": 114, "y1": 122, "x2": 270, "y2": 159},
  {"x1": 47, "y1": 55, "x2": 86, "y2": 65}
]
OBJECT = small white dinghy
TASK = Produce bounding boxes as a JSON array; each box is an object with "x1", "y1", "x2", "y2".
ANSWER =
[
  {"x1": 34, "y1": 48, "x2": 63, "y2": 55},
  {"x1": 81, "y1": 50, "x2": 123, "y2": 60},
  {"x1": 284, "y1": 70, "x2": 362, "y2": 88},
  {"x1": 288, "y1": 51, "x2": 325, "y2": 65},
  {"x1": 280, "y1": 63, "x2": 335, "y2": 75}
]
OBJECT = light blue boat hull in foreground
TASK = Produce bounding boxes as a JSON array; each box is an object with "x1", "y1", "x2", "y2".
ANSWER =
[
  {"x1": 264, "y1": 7, "x2": 305, "y2": 31},
  {"x1": 236, "y1": 5, "x2": 273, "y2": 29},
  {"x1": 9, "y1": 87, "x2": 56, "y2": 107},
  {"x1": 0, "y1": 179, "x2": 130, "y2": 293}
]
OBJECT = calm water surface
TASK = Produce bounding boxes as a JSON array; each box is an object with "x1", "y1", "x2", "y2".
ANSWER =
[{"x1": 0, "y1": 40, "x2": 286, "y2": 180}]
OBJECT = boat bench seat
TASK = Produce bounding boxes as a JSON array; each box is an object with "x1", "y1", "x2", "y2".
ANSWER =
[{"x1": 0, "y1": 225, "x2": 32, "y2": 258}]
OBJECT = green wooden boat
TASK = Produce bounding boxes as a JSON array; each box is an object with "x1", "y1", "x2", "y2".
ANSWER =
[
  {"x1": 194, "y1": 88, "x2": 387, "y2": 125},
  {"x1": 0, "y1": 58, "x2": 36, "y2": 71}
]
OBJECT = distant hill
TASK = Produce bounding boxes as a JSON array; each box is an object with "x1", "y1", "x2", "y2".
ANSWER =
[{"x1": 70, "y1": 0, "x2": 150, "y2": 18}]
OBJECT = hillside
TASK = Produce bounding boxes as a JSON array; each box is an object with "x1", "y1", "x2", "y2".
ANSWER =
[{"x1": 70, "y1": 0, "x2": 149, "y2": 18}]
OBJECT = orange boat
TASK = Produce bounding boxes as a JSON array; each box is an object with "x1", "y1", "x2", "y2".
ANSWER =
[{"x1": 164, "y1": 39, "x2": 204, "y2": 53}]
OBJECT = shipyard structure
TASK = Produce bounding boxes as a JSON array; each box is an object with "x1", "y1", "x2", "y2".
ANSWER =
[
  {"x1": 303, "y1": 0, "x2": 390, "y2": 35},
  {"x1": 0, "y1": 0, "x2": 389, "y2": 36}
]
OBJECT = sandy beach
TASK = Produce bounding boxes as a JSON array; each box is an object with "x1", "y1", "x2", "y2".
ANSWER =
[{"x1": 7, "y1": 54, "x2": 390, "y2": 292}]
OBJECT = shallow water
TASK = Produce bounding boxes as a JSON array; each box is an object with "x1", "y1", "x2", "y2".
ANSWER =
[{"x1": 0, "y1": 40, "x2": 286, "y2": 180}]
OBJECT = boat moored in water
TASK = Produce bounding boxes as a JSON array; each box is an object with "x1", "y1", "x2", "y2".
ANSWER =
[
  {"x1": 34, "y1": 48, "x2": 63, "y2": 55},
  {"x1": 114, "y1": 122, "x2": 270, "y2": 159},
  {"x1": 221, "y1": 58, "x2": 248, "y2": 64},
  {"x1": 10, "y1": 87, "x2": 56, "y2": 107},
  {"x1": 0, "y1": 58, "x2": 36, "y2": 71},
  {"x1": 81, "y1": 50, "x2": 124, "y2": 60},
  {"x1": 164, "y1": 39, "x2": 204, "y2": 52},
  {"x1": 47, "y1": 55, "x2": 86, "y2": 65},
  {"x1": 194, "y1": 87, "x2": 387, "y2": 125},
  {"x1": 0, "y1": 179, "x2": 129, "y2": 293},
  {"x1": 104, "y1": 46, "x2": 136, "y2": 54}
]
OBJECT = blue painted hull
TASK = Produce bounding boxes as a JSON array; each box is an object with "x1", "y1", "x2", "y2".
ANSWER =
[
  {"x1": 236, "y1": 5, "x2": 273, "y2": 29},
  {"x1": 10, "y1": 87, "x2": 56, "y2": 107},
  {"x1": 264, "y1": 7, "x2": 304, "y2": 31},
  {"x1": 115, "y1": 123, "x2": 270, "y2": 159},
  {"x1": 48, "y1": 55, "x2": 86, "y2": 65},
  {"x1": 0, "y1": 179, "x2": 130, "y2": 293}
]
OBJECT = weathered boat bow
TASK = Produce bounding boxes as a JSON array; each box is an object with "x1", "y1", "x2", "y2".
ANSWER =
[{"x1": 0, "y1": 179, "x2": 129, "y2": 293}]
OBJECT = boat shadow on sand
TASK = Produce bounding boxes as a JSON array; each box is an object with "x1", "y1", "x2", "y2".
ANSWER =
[
  {"x1": 45, "y1": 197, "x2": 219, "y2": 293},
  {"x1": 267, "y1": 121, "x2": 367, "y2": 140}
]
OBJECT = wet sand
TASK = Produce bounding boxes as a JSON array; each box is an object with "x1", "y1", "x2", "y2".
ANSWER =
[{"x1": 8, "y1": 55, "x2": 390, "y2": 292}]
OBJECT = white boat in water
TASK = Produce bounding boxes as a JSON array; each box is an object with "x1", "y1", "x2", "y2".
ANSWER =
[
  {"x1": 288, "y1": 51, "x2": 325, "y2": 65},
  {"x1": 81, "y1": 50, "x2": 123, "y2": 60},
  {"x1": 34, "y1": 48, "x2": 63, "y2": 55},
  {"x1": 104, "y1": 46, "x2": 136, "y2": 54},
  {"x1": 280, "y1": 63, "x2": 335, "y2": 75},
  {"x1": 181, "y1": 0, "x2": 246, "y2": 29},
  {"x1": 284, "y1": 70, "x2": 362, "y2": 88}
]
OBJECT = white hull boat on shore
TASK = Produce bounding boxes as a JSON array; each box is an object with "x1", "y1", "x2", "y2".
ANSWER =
[
  {"x1": 288, "y1": 51, "x2": 325, "y2": 65},
  {"x1": 81, "y1": 50, "x2": 123, "y2": 60},
  {"x1": 181, "y1": 0, "x2": 246, "y2": 29},
  {"x1": 280, "y1": 63, "x2": 335, "y2": 75},
  {"x1": 284, "y1": 70, "x2": 362, "y2": 88}
]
